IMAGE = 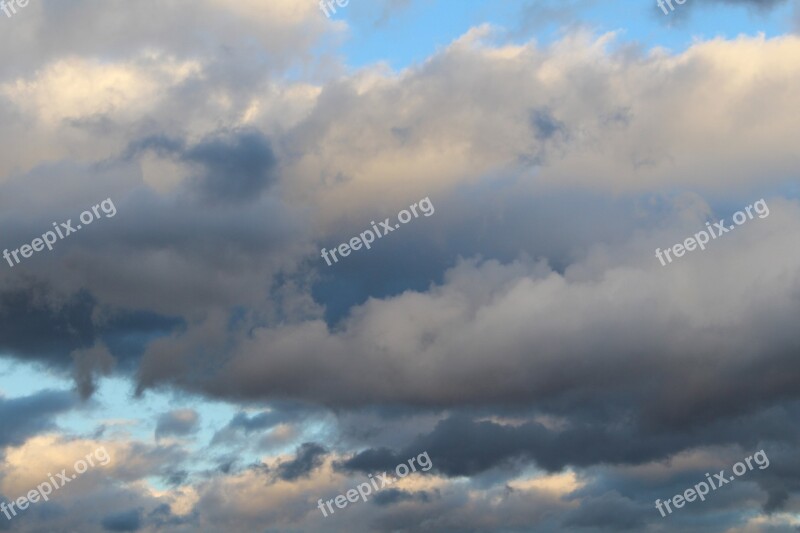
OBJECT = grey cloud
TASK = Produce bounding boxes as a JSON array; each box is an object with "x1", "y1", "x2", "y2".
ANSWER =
[
  {"x1": 155, "y1": 409, "x2": 200, "y2": 440},
  {"x1": 0, "y1": 280, "x2": 181, "y2": 395},
  {"x1": 338, "y1": 447, "x2": 399, "y2": 473},
  {"x1": 0, "y1": 389, "x2": 76, "y2": 448},
  {"x1": 211, "y1": 403, "x2": 322, "y2": 446},
  {"x1": 125, "y1": 135, "x2": 187, "y2": 158},
  {"x1": 516, "y1": 0, "x2": 600, "y2": 35},
  {"x1": 0, "y1": 284, "x2": 95, "y2": 361},
  {"x1": 373, "y1": 489, "x2": 431, "y2": 506},
  {"x1": 1, "y1": 479, "x2": 186, "y2": 533},
  {"x1": 0, "y1": 0, "x2": 327, "y2": 79},
  {"x1": 146, "y1": 503, "x2": 192, "y2": 529},
  {"x1": 0, "y1": 151, "x2": 310, "y2": 320},
  {"x1": 340, "y1": 400, "x2": 800, "y2": 479},
  {"x1": 182, "y1": 130, "x2": 278, "y2": 204},
  {"x1": 128, "y1": 129, "x2": 279, "y2": 204},
  {"x1": 71, "y1": 342, "x2": 115, "y2": 399},
  {"x1": 530, "y1": 107, "x2": 568, "y2": 141},
  {"x1": 164, "y1": 470, "x2": 189, "y2": 487},
  {"x1": 562, "y1": 492, "x2": 647, "y2": 531},
  {"x1": 374, "y1": 0, "x2": 414, "y2": 27},
  {"x1": 111, "y1": 442, "x2": 190, "y2": 482},
  {"x1": 154, "y1": 199, "x2": 800, "y2": 420},
  {"x1": 101, "y1": 508, "x2": 142, "y2": 532},
  {"x1": 276, "y1": 442, "x2": 327, "y2": 481},
  {"x1": 229, "y1": 411, "x2": 283, "y2": 432}
]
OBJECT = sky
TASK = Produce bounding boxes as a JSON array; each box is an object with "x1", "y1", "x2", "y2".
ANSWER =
[{"x1": 0, "y1": 0, "x2": 799, "y2": 531}]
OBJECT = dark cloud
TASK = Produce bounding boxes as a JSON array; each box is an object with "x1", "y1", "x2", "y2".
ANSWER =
[
  {"x1": 372, "y1": 488, "x2": 431, "y2": 506},
  {"x1": 125, "y1": 134, "x2": 186, "y2": 158},
  {"x1": 530, "y1": 107, "x2": 568, "y2": 141},
  {"x1": 276, "y1": 442, "x2": 327, "y2": 481},
  {"x1": 0, "y1": 280, "x2": 181, "y2": 396},
  {"x1": 146, "y1": 503, "x2": 191, "y2": 528},
  {"x1": 0, "y1": 284, "x2": 95, "y2": 361},
  {"x1": 0, "y1": 390, "x2": 76, "y2": 447},
  {"x1": 101, "y1": 509, "x2": 142, "y2": 532},
  {"x1": 341, "y1": 402, "x2": 800, "y2": 480},
  {"x1": 129, "y1": 129, "x2": 279, "y2": 205},
  {"x1": 72, "y1": 342, "x2": 114, "y2": 399},
  {"x1": 229, "y1": 411, "x2": 283, "y2": 432},
  {"x1": 183, "y1": 129, "x2": 278, "y2": 204},
  {"x1": 164, "y1": 470, "x2": 189, "y2": 487},
  {"x1": 339, "y1": 447, "x2": 399, "y2": 473},
  {"x1": 562, "y1": 492, "x2": 647, "y2": 531},
  {"x1": 0, "y1": 282, "x2": 181, "y2": 365}
]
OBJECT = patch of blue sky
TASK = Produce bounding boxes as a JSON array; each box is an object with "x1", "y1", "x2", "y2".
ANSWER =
[
  {"x1": 319, "y1": 0, "x2": 795, "y2": 71},
  {"x1": 0, "y1": 356, "x2": 237, "y2": 454}
]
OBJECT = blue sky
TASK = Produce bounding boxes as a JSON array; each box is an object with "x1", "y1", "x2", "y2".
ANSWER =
[
  {"x1": 332, "y1": 0, "x2": 795, "y2": 70},
  {"x1": 0, "y1": 358, "x2": 240, "y2": 458}
]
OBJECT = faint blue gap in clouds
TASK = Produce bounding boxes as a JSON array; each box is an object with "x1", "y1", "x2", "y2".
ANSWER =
[
  {"x1": 0, "y1": 358, "x2": 234, "y2": 453},
  {"x1": 0, "y1": 357, "x2": 327, "y2": 486},
  {"x1": 313, "y1": 0, "x2": 794, "y2": 72},
  {"x1": 0, "y1": 356, "x2": 66, "y2": 397}
]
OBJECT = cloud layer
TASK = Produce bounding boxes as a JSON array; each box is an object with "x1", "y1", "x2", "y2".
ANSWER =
[{"x1": 1, "y1": 0, "x2": 799, "y2": 531}]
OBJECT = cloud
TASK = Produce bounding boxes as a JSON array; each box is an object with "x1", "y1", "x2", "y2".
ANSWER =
[
  {"x1": 143, "y1": 197, "x2": 798, "y2": 417},
  {"x1": 372, "y1": 488, "x2": 430, "y2": 506},
  {"x1": 0, "y1": 390, "x2": 76, "y2": 448},
  {"x1": 562, "y1": 491, "x2": 647, "y2": 530},
  {"x1": 101, "y1": 508, "x2": 142, "y2": 532},
  {"x1": 130, "y1": 129, "x2": 279, "y2": 204},
  {"x1": 210, "y1": 404, "x2": 322, "y2": 446},
  {"x1": 0, "y1": 0, "x2": 328, "y2": 78},
  {"x1": 71, "y1": 342, "x2": 115, "y2": 399},
  {"x1": 0, "y1": 284, "x2": 95, "y2": 361},
  {"x1": 155, "y1": 409, "x2": 200, "y2": 440},
  {"x1": 277, "y1": 443, "x2": 328, "y2": 481},
  {"x1": 1, "y1": 2, "x2": 799, "y2": 530}
]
